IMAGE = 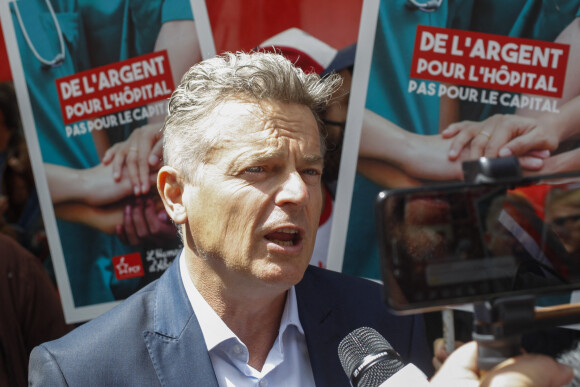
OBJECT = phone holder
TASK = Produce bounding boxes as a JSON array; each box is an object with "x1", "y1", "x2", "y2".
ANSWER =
[
  {"x1": 462, "y1": 155, "x2": 522, "y2": 184},
  {"x1": 463, "y1": 156, "x2": 580, "y2": 369}
]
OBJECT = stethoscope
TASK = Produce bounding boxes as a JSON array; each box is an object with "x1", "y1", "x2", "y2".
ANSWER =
[
  {"x1": 406, "y1": 0, "x2": 443, "y2": 12},
  {"x1": 10, "y1": 0, "x2": 440, "y2": 69},
  {"x1": 12, "y1": 0, "x2": 66, "y2": 68}
]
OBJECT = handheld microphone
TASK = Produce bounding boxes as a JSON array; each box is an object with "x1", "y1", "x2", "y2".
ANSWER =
[{"x1": 338, "y1": 327, "x2": 405, "y2": 387}]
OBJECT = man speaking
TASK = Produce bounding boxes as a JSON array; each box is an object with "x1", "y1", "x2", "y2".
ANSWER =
[{"x1": 28, "y1": 51, "x2": 431, "y2": 385}]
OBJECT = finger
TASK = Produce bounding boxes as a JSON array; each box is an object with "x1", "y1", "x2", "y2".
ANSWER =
[
  {"x1": 138, "y1": 134, "x2": 154, "y2": 195},
  {"x1": 149, "y1": 140, "x2": 164, "y2": 168},
  {"x1": 102, "y1": 146, "x2": 115, "y2": 164},
  {"x1": 157, "y1": 209, "x2": 170, "y2": 224},
  {"x1": 131, "y1": 198, "x2": 149, "y2": 239},
  {"x1": 433, "y1": 338, "x2": 448, "y2": 371},
  {"x1": 527, "y1": 149, "x2": 550, "y2": 159},
  {"x1": 469, "y1": 131, "x2": 491, "y2": 160},
  {"x1": 111, "y1": 148, "x2": 127, "y2": 182},
  {"x1": 448, "y1": 129, "x2": 479, "y2": 160},
  {"x1": 115, "y1": 224, "x2": 128, "y2": 245},
  {"x1": 518, "y1": 156, "x2": 544, "y2": 171},
  {"x1": 148, "y1": 172, "x2": 159, "y2": 191},
  {"x1": 434, "y1": 337, "x2": 446, "y2": 356},
  {"x1": 123, "y1": 204, "x2": 140, "y2": 246},
  {"x1": 434, "y1": 338, "x2": 465, "y2": 365},
  {"x1": 103, "y1": 143, "x2": 123, "y2": 181},
  {"x1": 140, "y1": 165, "x2": 151, "y2": 195},
  {"x1": 126, "y1": 145, "x2": 141, "y2": 195},
  {"x1": 483, "y1": 124, "x2": 515, "y2": 159},
  {"x1": 441, "y1": 122, "x2": 463, "y2": 138},
  {"x1": 499, "y1": 131, "x2": 551, "y2": 158},
  {"x1": 154, "y1": 207, "x2": 178, "y2": 237},
  {"x1": 430, "y1": 341, "x2": 480, "y2": 387},
  {"x1": 433, "y1": 357, "x2": 444, "y2": 371},
  {"x1": 482, "y1": 354, "x2": 573, "y2": 387},
  {"x1": 143, "y1": 198, "x2": 160, "y2": 235}
]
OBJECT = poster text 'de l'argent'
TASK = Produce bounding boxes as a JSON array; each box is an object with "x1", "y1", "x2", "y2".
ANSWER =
[{"x1": 410, "y1": 25, "x2": 569, "y2": 99}]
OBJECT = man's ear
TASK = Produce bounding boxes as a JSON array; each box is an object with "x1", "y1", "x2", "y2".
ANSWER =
[{"x1": 157, "y1": 166, "x2": 187, "y2": 224}]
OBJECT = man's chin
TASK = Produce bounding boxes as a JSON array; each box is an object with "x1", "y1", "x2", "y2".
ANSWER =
[{"x1": 254, "y1": 261, "x2": 308, "y2": 287}]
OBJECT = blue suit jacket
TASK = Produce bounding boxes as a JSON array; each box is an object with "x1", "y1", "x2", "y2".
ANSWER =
[{"x1": 29, "y1": 258, "x2": 432, "y2": 386}]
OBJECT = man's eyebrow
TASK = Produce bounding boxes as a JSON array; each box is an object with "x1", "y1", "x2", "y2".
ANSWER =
[
  {"x1": 244, "y1": 149, "x2": 323, "y2": 164},
  {"x1": 302, "y1": 153, "x2": 324, "y2": 165},
  {"x1": 225, "y1": 149, "x2": 280, "y2": 173},
  {"x1": 227, "y1": 150, "x2": 323, "y2": 173}
]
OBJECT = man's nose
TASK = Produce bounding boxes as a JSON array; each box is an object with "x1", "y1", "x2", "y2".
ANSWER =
[{"x1": 275, "y1": 172, "x2": 308, "y2": 206}]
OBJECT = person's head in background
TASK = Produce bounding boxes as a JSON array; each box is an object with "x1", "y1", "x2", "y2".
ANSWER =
[
  {"x1": 0, "y1": 82, "x2": 23, "y2": 157},
  {"x1": 158, "y1": 51, "x2": 341, "y2": 289},
  {"x1": 0, "y1": 82, "x2": 30, "y2": 182},
  {"x1": 257, "y1": 28, "x2": 356, "y2": 191},
  {"x1": 546, "y1": 185, "x2": 580, "y2": 257}
]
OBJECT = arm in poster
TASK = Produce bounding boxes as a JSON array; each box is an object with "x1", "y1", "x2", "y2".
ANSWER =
[
  {"x1": 154, "y1": 20, "x2": 202, "y2": 90},
  {"x1": 357, "y1": 109, "x2": 542, "y2": 186},
  {"x1": 45, "y1": 163, "x2": 157, "y2": 206},
  {"x1": 102, "y1": 20, "x2": 203, "y2": 197},
  {"x1": 54, "y1": 196, "x2": 174, "y2": 244},
  {"x1": 357, "y1": 158, "x2": 423, "y2": 189},
  {"x1": 358, "y1": 108, "x2": 465, "y2": 183},
  {"x1": 54, "y1": 202, "x2": 124, "y2": 234}
]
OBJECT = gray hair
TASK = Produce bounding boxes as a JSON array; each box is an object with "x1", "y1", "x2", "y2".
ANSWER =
[{"x1": 162, "y1": 51, "x2": 342, "y2": 182}]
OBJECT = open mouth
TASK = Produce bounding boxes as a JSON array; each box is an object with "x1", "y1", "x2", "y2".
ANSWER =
[{"x1": 265, "y1": 228, "x2": 301, "y2": 247}]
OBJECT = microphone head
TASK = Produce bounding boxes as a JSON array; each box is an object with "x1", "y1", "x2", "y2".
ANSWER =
[{"x1": 338, "y1": 327, "x2": 405, "y2": 387}]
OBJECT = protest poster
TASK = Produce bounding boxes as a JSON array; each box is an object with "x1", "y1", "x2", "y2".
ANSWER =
[
  {"x1": 328, "y1": 0, "x2": 580, "y2": 314},
  {"x1": 0, "y1": 0, "x2": 215, "y2": 323}
]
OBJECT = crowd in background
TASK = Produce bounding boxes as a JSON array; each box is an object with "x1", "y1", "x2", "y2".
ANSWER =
[
  {"x1": 0, "y1": 81, "x2": 72, "y2": 387},
  {"x1": 0, "y1": 81, "x2": 48, "y2": 263}
]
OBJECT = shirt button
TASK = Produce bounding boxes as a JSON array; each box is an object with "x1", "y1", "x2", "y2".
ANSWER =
[
  {"x1": 232, "y1": 344, "x2": 243, "y2": 355},
  {"x1": 259, "y1": 379, "x2": 268, "y2": 387}
]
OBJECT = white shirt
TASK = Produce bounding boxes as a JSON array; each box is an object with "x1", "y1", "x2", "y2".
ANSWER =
[{"x1": 180, "y1": 255, "x2": 316, "y2": 387}]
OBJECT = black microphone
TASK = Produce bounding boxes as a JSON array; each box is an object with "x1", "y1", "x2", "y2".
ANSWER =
[{"x1": 338, "y1": 327, "x2": 406, "y2": 387}]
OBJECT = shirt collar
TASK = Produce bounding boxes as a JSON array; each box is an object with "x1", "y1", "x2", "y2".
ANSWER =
[{"x1": 179, "y1": 253, "x2": 304, "y2": 352}]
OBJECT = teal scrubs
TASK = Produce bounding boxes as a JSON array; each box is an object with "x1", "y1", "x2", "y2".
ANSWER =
[
  {"x1": 344, "y1": 0, "x2": 447, "y2": 280},
  {"x1": 11, "y1": 0, "x2": 192, "y2": 307},
  {"x1": 343, "y1": 0, "x2": 580, "y2": 281}
]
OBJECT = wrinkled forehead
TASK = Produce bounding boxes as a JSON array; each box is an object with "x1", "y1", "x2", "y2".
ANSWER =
[{"x1": 205, "y1": 98, "x2": 322, "y2": 152}]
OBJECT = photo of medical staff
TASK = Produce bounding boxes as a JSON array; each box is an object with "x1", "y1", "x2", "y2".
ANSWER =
[
  {"x1": 337, "y1": 0, "x2": 580, "y2": 282},
  {"x1": 3, "y1": 0, "x2": 365, "y2": 323},
  {"x1": 2, "y1": 0, "x2": 208, "y2": 322}
]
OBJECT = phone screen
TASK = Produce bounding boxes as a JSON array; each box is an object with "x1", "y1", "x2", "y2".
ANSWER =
[{"x1": 376, "y1": 174, "x2": 580, "y2": 313}]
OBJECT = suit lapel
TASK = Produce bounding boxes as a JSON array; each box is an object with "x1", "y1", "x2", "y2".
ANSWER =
[
  {"x1": 297, "y1": 266, "x2": 347, "y2": 386},
  {"x1": 143, "y1": 255, "x2": 219, "y2": 387}
]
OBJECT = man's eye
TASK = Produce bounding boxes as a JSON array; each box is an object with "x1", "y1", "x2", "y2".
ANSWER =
[
  {"x1": 245, "y1": 166, "x2": 264, "y2": 173},
  {"x1": 303, "y1": 168, "x2": 321, "y2": 176}
]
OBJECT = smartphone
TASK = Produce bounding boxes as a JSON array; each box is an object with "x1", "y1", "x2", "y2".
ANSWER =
[{"x1": 375, "y1": 172, "x2": 580, "y2": 314}]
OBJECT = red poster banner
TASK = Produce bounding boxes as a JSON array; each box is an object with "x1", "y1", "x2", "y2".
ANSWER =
[
  {"x1": 56, "y1": 51, "x2": 174, "y2": 125},
  {"x1": 410, "y1": 26, "x2": 569, "y2": 98}
]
